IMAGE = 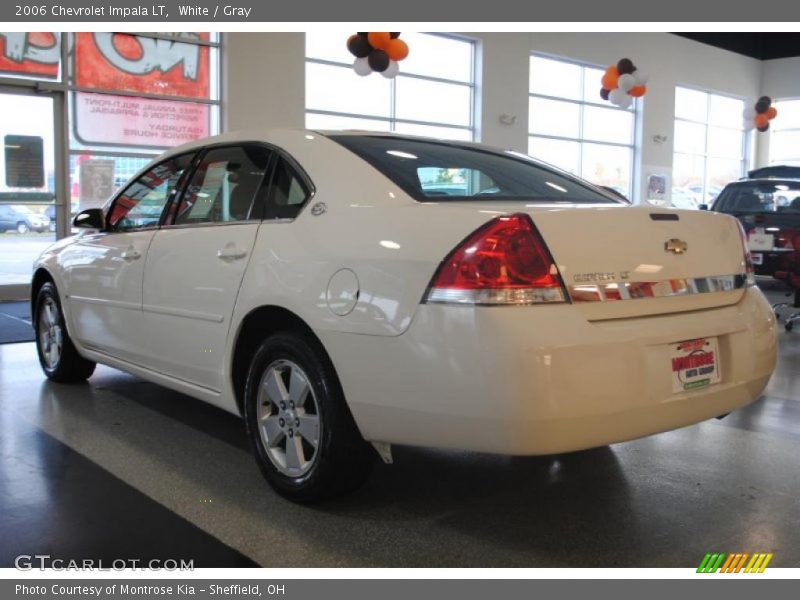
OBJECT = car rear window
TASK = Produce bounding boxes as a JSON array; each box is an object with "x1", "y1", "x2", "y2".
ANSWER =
[
  {"x1": 714, "y1": 181, "x2": 800, "y2": 213},
  {"x1": 330, "y1": 135, "x2": 622, "y2": 204}
]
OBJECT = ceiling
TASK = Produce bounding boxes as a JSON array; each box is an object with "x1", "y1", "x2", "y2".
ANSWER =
[{"x1": 673, "y1": 33, "x2": 800, "y2": 61}]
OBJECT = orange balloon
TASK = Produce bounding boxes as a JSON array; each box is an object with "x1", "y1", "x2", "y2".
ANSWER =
[
  {"x1": 754, "y1": 113, "x2": 769, "y2": 128},
  {"x1": 629, "y1": 85, "x2": 646, "y2": 97},
  {"x1": 601, "y1": 66, "x2": 619, "y2": 90},
  {"x1": 386, "y1": 38, "x2": 409, "y2": 61},
  {"x1": 368, "y1": 32, "x2": 392, "y2": 51},
  {"x1": 767, "y1": 106, "x2": 778, "y2": 120}
]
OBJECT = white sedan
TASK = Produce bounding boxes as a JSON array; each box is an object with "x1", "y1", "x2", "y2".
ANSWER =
[{"x1": 31, "y1": 130, "x2": 778, "y2": 502}]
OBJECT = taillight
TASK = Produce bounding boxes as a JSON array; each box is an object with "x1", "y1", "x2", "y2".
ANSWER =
[
  {"x1": 424, "y1": 213, "x2": 567, "y2": 305},
  {"x1": 735, "y1": 220, "x2": 756, "y2": 287}
]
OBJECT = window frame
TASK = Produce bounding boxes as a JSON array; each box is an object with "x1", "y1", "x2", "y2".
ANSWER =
[
  {"x1": 672, "y1": 84, "x2": 749, "y2": 203},
  {"x1": 768, "y1": 97, "x2": 800, "y2": 166},
  {"x1": 304, "y1": 33, "x2": 477, "y2": 141},
  {"x1": 527, "y1": 52, "x2": 638, "y2": 198},
  {"x1": 147, "y1": 141, "x2": 316, "y2": 230}
]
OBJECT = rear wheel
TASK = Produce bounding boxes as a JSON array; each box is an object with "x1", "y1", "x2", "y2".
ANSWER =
[
  {"x1": 244, "y1": 332, "x2": 373, "y2": 502},
  {"x1": 34, "y1": 282, "x2": 96, "y2": 382}
]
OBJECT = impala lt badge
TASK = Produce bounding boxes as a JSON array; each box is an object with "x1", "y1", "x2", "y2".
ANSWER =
[{"x1": 665, "y1": 238, "x2": 688, "y2": 254}]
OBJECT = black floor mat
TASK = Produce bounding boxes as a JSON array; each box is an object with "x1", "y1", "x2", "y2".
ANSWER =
[{"x1": 0, "y1": 301, "x2": 33, "y2": 344}]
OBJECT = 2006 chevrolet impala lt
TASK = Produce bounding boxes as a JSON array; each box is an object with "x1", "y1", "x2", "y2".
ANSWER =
[{"x1": 31, "y1": 130, "x2": 778, "y2": 502}]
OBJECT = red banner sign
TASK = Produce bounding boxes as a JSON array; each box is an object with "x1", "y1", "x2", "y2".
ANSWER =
[
  {"x1": 0, "y1": 32, "x2": 59, "y2": 78},
  {"x1": 75, "y1": 33, "x2": 210, "y2": 99}
]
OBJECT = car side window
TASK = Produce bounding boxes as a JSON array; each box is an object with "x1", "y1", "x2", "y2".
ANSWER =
[
  {"x1": 264, "y1": 157, "x2": 310, "y2": 220},
  {"x1": 174, "y1": 145, "x2": 271, "y2": 226},
  {"x1": 107, "y1": 154, "x2": 193, "y2": 232}
]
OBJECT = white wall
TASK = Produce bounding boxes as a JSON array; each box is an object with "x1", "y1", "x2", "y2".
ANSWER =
[
  {"x1": 469, "y1": 32, "x2": 763, "y2": 202},
  {"x1": 224, "y1": 32, "x2": 775, "y2": 203},
  {"x1": 223, "y1": 33, "x2": 306, "y2": 132}
]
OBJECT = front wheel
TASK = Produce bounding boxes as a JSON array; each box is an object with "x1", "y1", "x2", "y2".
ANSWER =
[
  {"x1": 16, "y1": 222, "x2": 30, "y2": 234},
  {"x1": 35, "y1": 282, "x2": 96, "y2": 382},
  {"x1": 244, "y1": 332, "x2": 373, "y2": 503}
]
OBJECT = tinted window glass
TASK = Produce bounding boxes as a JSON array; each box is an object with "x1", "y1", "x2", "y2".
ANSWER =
[
  {"x1": 714, "y1": 181, "x2": 800, "y2": 214},
  {"x1": 175, "y1": 145, "x2": 271, "y2": 225},
  {"x1": 107, "y1": 154, "x2": 193, "y2": 231},
  {"x1": 264, "y1": 158, "x2": 310, "y2": 219},
  {"x1": 331, "y1": 135, "x2": 621, "y2": 204}
]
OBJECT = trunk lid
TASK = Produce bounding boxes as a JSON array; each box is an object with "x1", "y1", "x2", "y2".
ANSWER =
[
  {"x1": 529, "y1": 204, "x2": 748, "y2": 320},
  {"x1": 436, "y1": 202, "x2": 749, "y2": 321}
]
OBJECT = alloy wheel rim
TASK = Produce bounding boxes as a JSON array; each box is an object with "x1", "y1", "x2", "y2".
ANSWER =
[
  {"x1": 38, "y1": 298, "x2": 63, "y2": 369},
  {"x1": 256, "y1": 359, "x2": 321, "y2": 477}
]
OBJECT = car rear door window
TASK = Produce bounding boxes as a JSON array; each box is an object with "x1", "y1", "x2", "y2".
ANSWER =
[
  {"x1": 107, "y1": 154, "x2": 193, "y2": 232},
  {"x1": 174, "y1": 145, "x2": 272, "y2": 226},
  {"x1": 263, "y1": 157, "x2": 310, "y2": 220}
]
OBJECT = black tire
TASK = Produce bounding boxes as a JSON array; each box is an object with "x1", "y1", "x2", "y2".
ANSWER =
[
  {"x1": 244, "y1": 331, "x2": 373, "y2": 503},
  {"x1": 34, "y1": 282, "x2": 96, "y2": 383},
  {"x1": 17, "y1": 222, "x2": 29, "y2": 234}
]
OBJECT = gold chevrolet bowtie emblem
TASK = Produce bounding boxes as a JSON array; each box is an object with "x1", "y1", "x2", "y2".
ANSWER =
[{"x1": 665, "y1": 238, "x2": 688, "y2": 254}]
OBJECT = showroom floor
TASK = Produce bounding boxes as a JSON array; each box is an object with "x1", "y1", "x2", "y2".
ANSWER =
[{"x1": 1, "y1": 285, "x2": 800, "y2": 568}]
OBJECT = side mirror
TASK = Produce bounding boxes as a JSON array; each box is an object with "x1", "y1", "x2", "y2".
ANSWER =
[
  {"x1": 72, "y1": 208, "x2": 105, "y2": 230},
  {"x1": 697, "y1": 204, "x2": 709, "y2": 211}
]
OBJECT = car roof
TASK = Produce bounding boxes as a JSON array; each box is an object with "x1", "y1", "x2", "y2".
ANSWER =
[
  {"x1": 158, "y1": 128, "x2": 521, "y2": 160},
  {"x1": 727, "y1": 178, "x2": 800, "y2": 186}
]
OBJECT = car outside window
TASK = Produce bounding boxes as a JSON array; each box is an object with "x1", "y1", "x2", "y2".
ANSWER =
[
  {"x1": 264, "y1": 158, "x2": 310, "y2": 220},
  {"x1": 331, "y1": 135, "x2": 622, "y2": 204},
  {"x1": 107, "y1": 154, "x2": 193, "y2": 232},
  {"x1": 713, "y1": 181, "x2": 800, "y2": 213},
  {"x1": 174, "y1": 145, "x2": 271, "y2": 225}
]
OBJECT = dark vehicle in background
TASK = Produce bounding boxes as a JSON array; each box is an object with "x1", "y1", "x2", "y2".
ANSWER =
[
  {"x1": 0, "y1": 204, "x2": 50, "y2": 234},
  {"x1": 708, "y1": 166, "x2": 800, "y2": 278}
]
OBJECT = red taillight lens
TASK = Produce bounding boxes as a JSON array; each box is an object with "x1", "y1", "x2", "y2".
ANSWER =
[
  {"x1": 424, "y1": 214, "x2": 567, "y2": 305},
  {"x1": 735, "y1": 220, "x2": 756, "y2": 286}
]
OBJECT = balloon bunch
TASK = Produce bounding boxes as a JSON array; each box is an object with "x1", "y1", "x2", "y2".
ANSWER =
[
  {"x1": 599, "y1": 58, "x2": 648, "y2": 109},
  {"x1": 346, "y1": 32, "x2": 409, "y2": 78},
  {"x1": 743, "y1": 96, "x2": 778, "y2": 132}
]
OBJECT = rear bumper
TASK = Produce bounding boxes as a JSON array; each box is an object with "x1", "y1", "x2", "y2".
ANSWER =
[{"x1": 320, "y1": 287, "x2": 778, "y2": 455}]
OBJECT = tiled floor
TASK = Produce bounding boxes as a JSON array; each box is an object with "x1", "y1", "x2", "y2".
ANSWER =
[{"x1": 1, "y1": 286, "x2": 799, "y2": 567}]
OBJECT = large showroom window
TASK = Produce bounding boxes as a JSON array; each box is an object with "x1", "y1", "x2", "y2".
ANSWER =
[
  {"x1": 528, "y1": 54, "x2": 637, "y2": 198},
  {"x1": 68, "y1": 33, "x2": 221, "y2": 212},
  {"x1": 0, "y1": 32, "x2": 220, "y2": 291},
  {"x1": 305, "y1": 33, "x2": 476, "y2": 141},
  {"x1": 672, "y1": 86, "x2": 747, "y2": 208},
  {"x1": 769, "y1": 99, "x2": 800, "y2": 165}
]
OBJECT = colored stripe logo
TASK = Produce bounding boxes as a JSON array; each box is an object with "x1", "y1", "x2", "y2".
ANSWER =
[{"x1": 697, "y1": 552, "x2": 773, "y2": 573}]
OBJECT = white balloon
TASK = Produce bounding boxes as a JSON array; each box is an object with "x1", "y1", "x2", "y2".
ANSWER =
[
  {"x1": 609, "y1": 88, "x2": 630, "y2": 107},
  {"x1": 353, "y1": 57, "x2": 371, "y2": 76},
  {"x1": 633, "y1": 69, "x2": 649, "y2": 86},
  {"x1": 743, "y1": 106, "x2": 756, "y2": 121},
  {"x1": 617, "y1": 73, "x2": 636, "y2": 92},
  {"x1": 381, "y1": 60, "x2": 400, "y2": 79}
]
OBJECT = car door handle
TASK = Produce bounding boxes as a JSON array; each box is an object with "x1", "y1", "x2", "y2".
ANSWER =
[
  {"x1": 121, "y1": 248, "x2": 142, "y2": 261},
  {"x1": 216, "y1": 247, "x2": 248, "y2": 261}
]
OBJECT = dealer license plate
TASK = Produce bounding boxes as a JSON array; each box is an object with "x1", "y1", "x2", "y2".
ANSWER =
[
  {"x1": 748, "y1": 233, "x2": 774, "y2": 251},
  {"x1": 670, "y1": 337, "x2": 721, "y2": 393}
]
